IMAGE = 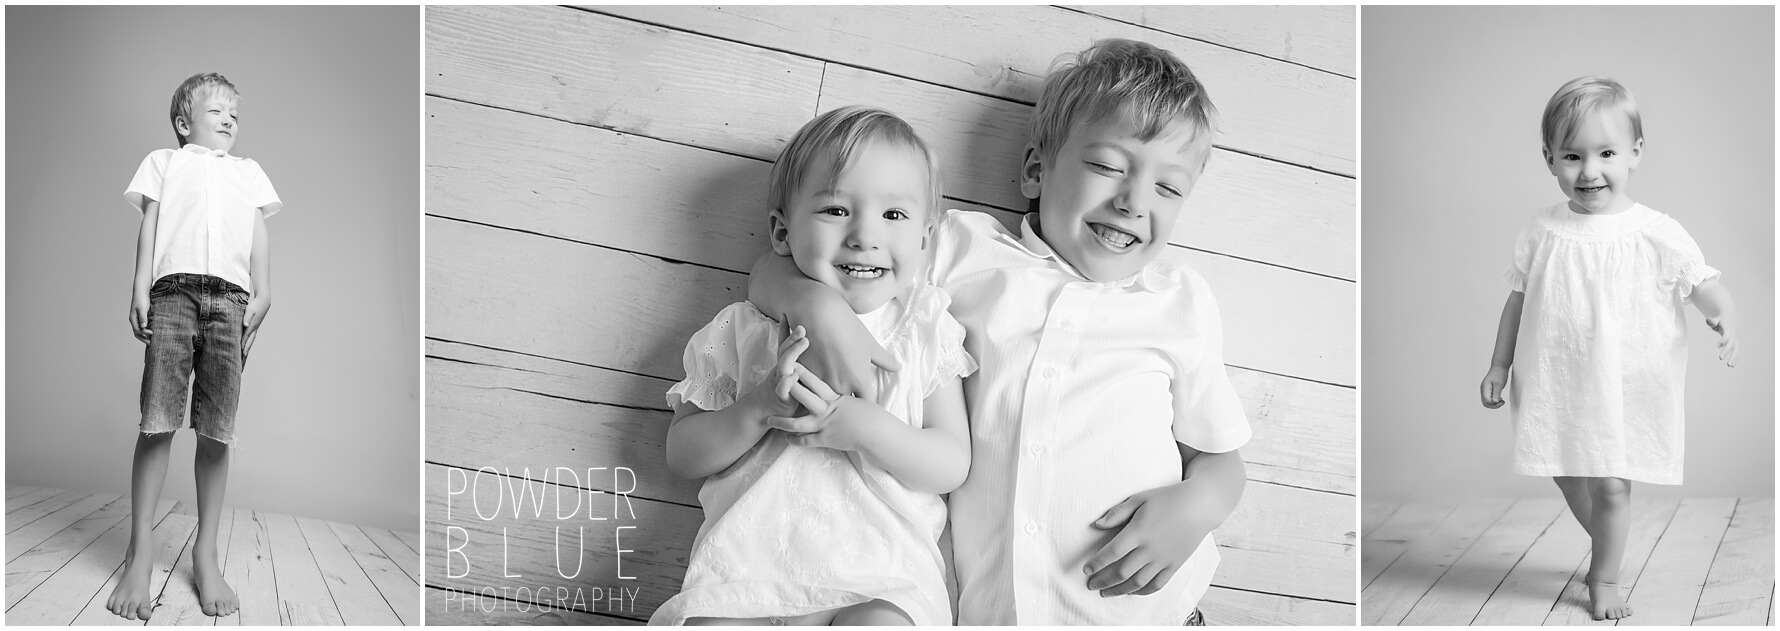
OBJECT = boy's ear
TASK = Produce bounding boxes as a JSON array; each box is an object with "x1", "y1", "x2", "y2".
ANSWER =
[
  {"x1": 768, "y1": 209, "x2": 793, "y2": 256},
  {"x1": 174, "y1": 115, "x2": 192, "y2": 139},
  {"x1": 1019, "y1": 144, "x2": 1044, "y2": 200}
]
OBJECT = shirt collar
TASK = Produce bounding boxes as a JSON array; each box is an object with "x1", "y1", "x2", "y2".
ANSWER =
[
  {"x1": 181, "y1": 143, "x2": 241, "y2": 160},
  {"x1": 1016, "y1": 213, "x2": 1178, "y2": 292}
]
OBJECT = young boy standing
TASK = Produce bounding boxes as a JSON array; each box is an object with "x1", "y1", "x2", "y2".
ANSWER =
[
  {"x1": 752, "y1": 39, "x2": 1249, "y2": 625},
  {"x1": 109, "y1": 72, "x2": 281, "y2": 621}
]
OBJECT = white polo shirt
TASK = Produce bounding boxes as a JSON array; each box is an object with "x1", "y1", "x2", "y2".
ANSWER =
[
  {"x1": 125, "y1": 144, "x2": 281, "y2": 294},
  {"x1": 930, "y1": 209, "x2": 1252, "y2": 625}
]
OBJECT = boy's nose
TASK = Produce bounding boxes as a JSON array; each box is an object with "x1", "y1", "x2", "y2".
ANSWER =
[
  {"x1": 846, "y1": 222, "x2": 881, "y2": 250},
  {"x1": 1114, "y1": 186, "x2": 1149, "y2": 218}
]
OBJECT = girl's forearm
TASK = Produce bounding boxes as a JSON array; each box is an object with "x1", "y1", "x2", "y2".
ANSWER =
[
  {"x1": 250, "y1": 208, "x2": 271, "y2": 298},
  {"x1": 133, "y1": 202, "x2": 160, "y2": 294},
  {"x1": 1490, "y1": 291, "x2": 1526, "y2": 369},
  {"x1": 845, "y1": 403, "x2": 970, "y2": 494},
  {"x1": 666, "y1": 399, "x2": 772, "y2": 480},
  {"x1": 1692, "y1": 278, "x2": 1736, "y2": 321}
]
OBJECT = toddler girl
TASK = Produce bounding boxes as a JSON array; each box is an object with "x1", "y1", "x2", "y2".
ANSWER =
[
  {"x1": 1479, "y1": 77, "x2": 1739, "y2": 621},
  {"x1": 650, "y1": 106, "x2": 974, "y2": 626}
]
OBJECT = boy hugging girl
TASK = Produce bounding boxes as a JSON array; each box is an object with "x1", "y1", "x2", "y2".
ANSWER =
[
  {"x1": 656, "y1": 38, "x2": 1250, "y2": 626},
  {"x1": 111, "y1": 72, "x2": 281, "y2": 620}
]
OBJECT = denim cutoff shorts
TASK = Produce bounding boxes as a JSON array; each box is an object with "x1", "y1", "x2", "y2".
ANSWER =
[{"x1": 139, "y1": 273, "x2": 250, "y2": 445}]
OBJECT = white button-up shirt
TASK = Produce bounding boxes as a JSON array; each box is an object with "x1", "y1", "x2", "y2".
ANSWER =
[
  {"x1": 125, "y1": 144, "x2": 281, "y2": 294},
  {"x1": 930, "y1": 210, "x2": 1251, "y2": 625}
]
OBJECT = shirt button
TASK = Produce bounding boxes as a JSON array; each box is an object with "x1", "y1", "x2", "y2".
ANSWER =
[
  {"x1": 1030, "y1": 444, "x2": 1044, "y2": 456},
  {"x1": 1059, "y1": 319, "x2": 1074, "y2": 330},
  {"x1": 1025, "y1": 521, "x2": 1040, "y2": 534},
  {"x1": 1042, "y1": 367, "x2": 1057, "y2": 379}
]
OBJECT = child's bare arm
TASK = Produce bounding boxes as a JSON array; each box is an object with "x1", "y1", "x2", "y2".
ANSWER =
[
  {"x1": 666, "y1": 399, "x2": 774, "y2": 480},
  {"x1": 129, "y1": 200, "x2": 161, "y2": 343},
  {"x1": 242, "y1": 205, "x2": 277, "y2": 358},
  {"x1": 1082, "y1": 443, "x2": 1246, "y2": 597},
  {"x1": 748, "y1": 253, "x2": 900, "y2": 398},
  {"x1": 1691, "y1": 277, "x2": 1739, "y2": 367},
  {"x1": 666, "y1": 325, "x2": 815, "y2": 479},
  {"x1": 765, "y1": 369, "x2": 971, "y2": 494},
  {"x1": 1481, "y1": 291, "x2": 1525, "y2": 408}
]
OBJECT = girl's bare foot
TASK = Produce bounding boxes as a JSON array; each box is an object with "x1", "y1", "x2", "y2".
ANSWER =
[
  {"x1": 106, "y1": 544, "x2": 157, "y2": 620},
  {"x1": 193, "y1": 546, "x2": 239, "y2": 617},
  {"x1": 1587, "y1": 579, "x2": 1632, "y2": 620}
]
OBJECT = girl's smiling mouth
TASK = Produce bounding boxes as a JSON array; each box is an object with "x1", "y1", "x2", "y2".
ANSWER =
[{"x1": 836, "y1": 263, "x2": 887, "y2": 279}]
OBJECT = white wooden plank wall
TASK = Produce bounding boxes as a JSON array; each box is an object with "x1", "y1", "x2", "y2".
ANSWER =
[{"x1": 424, "y1": 5, "x2": 1355, "y2": 625}]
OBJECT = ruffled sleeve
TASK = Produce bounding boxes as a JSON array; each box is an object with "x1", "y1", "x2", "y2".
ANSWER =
[
  {"x1": 1646, "y1": 215, "x2": 1720, "y2": 302},
  {"x1": 1503, "y1": 215, "x2": 1541, "y2": 292},
  {"x1": 901, "y1": 285, "x2": 977, "y2": 399},
  {"x1": 666, "y1": 302, "x2": 783, "y2": 411}
]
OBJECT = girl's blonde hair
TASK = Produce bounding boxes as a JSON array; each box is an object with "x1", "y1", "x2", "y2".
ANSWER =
[
  {"x1": 1542, "y1": 76, "x2": 1642, "y2": 150},
  {"x1": 767, "y1": 106, "x2": 942, "y2": 223}
]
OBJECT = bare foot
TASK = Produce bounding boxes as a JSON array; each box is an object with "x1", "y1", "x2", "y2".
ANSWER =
[
  {"x1": 107, "y1": 543, "x2": 157, "y2": 620},
  {"x1": 193, "y1": 546, "x2": 238, "y2": 617},
  {"x1": 1588, "y1": 580, "x2": 1632, "y2": 620}
]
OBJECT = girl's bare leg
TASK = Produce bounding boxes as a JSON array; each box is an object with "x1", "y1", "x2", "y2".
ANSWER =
[
  {"x1": 831, "y1": 600, "x2": 913, "y2": 625},
  {"x1": 1552, "y1": 476, "x2": 1594, "y2": 537},
  {"x1": 108, "y1": 432, "x2": 175, "y2": 620},
  {"x1": 1584, "y1": 477, "x2": 1633, "y2": 620}
]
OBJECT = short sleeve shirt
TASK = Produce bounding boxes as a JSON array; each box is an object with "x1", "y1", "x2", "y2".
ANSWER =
[
  {"x1": 928, "y1": 209, "x2": 1252, "y2": 625},
  {"x1": 125, "y1": 144, "x2": 280, "y2": 294}
]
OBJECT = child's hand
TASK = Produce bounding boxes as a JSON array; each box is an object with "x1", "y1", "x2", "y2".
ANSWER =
[
  {"x1": 129, "y1": 292, "x2": 152, "y2": 343},
  {"x1": 242, "y1": 296, "x2": 271, "y2": 360},
  {"x1": 1479, "y1": 366, "x2": 1509, "y2": 409},
  {"x1": 1707, "y1": 315, "x2": 1739, "y2": 367},
  {"x1": 793, "y1": 313, "x2": 900, "y2": 401},
  {"x1": 1083, "y1": 484, "x2": 1202, "y2": 597}
]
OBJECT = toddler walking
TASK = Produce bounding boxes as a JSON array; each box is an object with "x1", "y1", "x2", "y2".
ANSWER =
[
  {"x1": 1480, "y1": 77, "x2": 1739, "y2": 621},
  {"x1": 650, "y1": 106, "x2": 974, "y2": 626}
]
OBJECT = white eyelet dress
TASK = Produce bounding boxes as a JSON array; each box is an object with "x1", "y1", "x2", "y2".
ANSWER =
[
  {"x1": 1505, "y1": 202, "x2": 1718, "y2": 485},
  {"x1": 649, "y1": 284, "x2": 976, "y2": 625}
]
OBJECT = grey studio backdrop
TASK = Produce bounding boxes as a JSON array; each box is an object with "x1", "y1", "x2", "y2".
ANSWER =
[
  {"x1": 6, "y1": 6, "x2": 420, "y2": 532},
  {"x1": 1362, "y1": 5, "x2": 1775, "y2": 502}
]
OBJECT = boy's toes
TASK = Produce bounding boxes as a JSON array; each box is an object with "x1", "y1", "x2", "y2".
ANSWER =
[
  {"x1": 202, "y1": 599, "x2": 218, "y2": 617},
  {"x1": 137, "y1": 601, "x2": 156, "y2": 620}
]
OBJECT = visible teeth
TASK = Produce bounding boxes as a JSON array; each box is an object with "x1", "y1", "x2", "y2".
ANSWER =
[
  {"x1": 837, "y1": 264, "x2": 885, "y2": 279},
  {"x1": 1091, "y1": 224, "x2": 1138, "y2": 248}
]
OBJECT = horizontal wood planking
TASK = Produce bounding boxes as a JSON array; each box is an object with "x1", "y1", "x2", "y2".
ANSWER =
[
  {"x1": 427, "y1": 592, "x2": 644, "y2": 626},
  {"x1": 1692, "y1": 499, "x2": 1774, "y2": 625},
  {"x1": 1361, "y1": 502, "x2": 1455, "y2": 589},
  {"x1": 425, "y1": 110, "x2": 1353, "y2": 385},
  {"x1": 427, "y1": 4, "x2": 823, "y2": 163},
  {"x1": 6, "y1": 492, "x2": 119, "y2": 561},
  {"x1": 298, "y1": 516, "x2": 406, "y2": 626},
  {"x1": 5, "y1": 490, "x2": 86, "y2": 534},
  {"x1": 584, "y1": 5, "x2": 1354, "y2": 174},
  {"x1": 1199, "y1": 586, "x2": 1353, "y2": 626},
  {"x1": 429, "y1": 34, "x2": 1354, "y2": 283},
  {"x1": 1061, "y1": 5, "x2": 1356, "y2": 77},
  {"x1": 422, "y1": 466, "x2": 1349, "y2": 621},
  {"x1": 426, "y1": 329, "x2": 1352, "y2": 502}
]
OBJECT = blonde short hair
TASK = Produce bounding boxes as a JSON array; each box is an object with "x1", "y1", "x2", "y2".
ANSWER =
[
  {"x1": 1031, "y1": 38, "x2": 1218, "y2": 167},
  {"x1": 767, "y1": 105, "x2": 943, "y2": 223},
  {"x1": 169, "y1": 72, "x2": 239, "y2": 146},
  {"x1": 1542, "y1": 76, "x2": 1642, "y2": 150}
]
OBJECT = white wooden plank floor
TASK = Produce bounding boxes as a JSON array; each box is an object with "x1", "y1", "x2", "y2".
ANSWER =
[
  {"x1": 1362, "y1": 498, "x2": 1774, "y2": 626},
  {"x1": 5, "y1": 485, "x2": 418, "y2": 626}
]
